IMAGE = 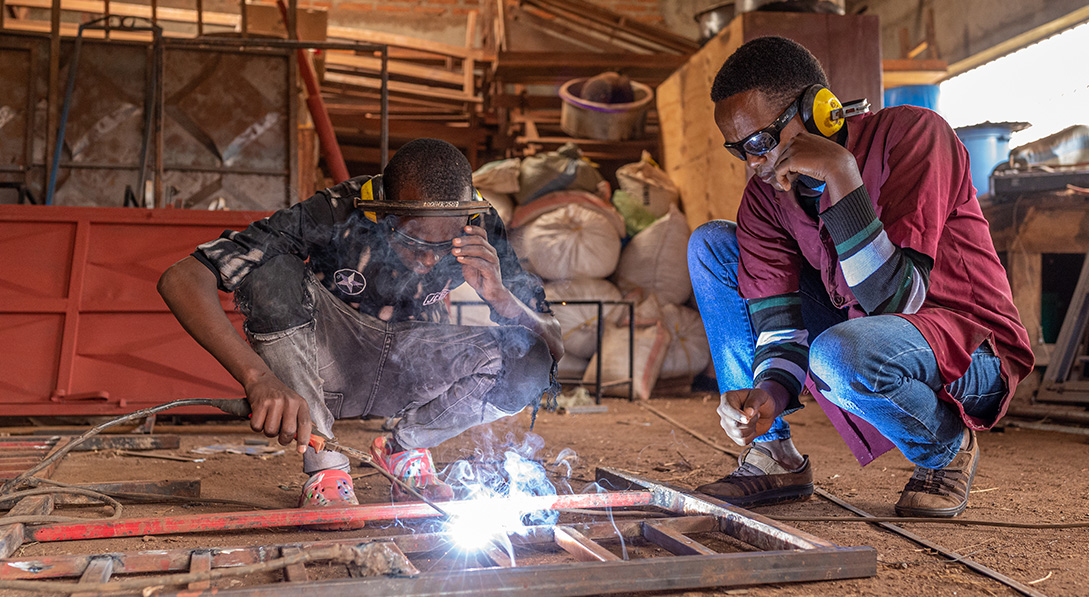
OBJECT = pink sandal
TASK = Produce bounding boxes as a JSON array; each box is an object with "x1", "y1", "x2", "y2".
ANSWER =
[{"x1": 298, "y1": 469, "x2": 365, "y2": 530}]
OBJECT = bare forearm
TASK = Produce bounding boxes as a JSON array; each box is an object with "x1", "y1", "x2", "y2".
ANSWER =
[{"x1": 157, "y1": 256, "x2": 271, "y2": 389}]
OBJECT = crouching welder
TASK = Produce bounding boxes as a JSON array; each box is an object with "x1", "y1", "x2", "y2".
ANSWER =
[
  {"x1": 158, "y1": 138, "x2": 563, "y2": 526},
  {"x1": 688, "y1": 37, "x2": 1033, "y2": 518}
]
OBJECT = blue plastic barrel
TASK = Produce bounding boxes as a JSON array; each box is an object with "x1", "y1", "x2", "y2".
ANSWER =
[
  {"x1": 884, "y1": 85, "x2": 940, "y2": 110},
  {"x1": 955, "y1": 123, "x2": 1025, "y2": 196}
]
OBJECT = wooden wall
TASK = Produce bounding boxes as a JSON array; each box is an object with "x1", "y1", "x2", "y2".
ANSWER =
[{"x1": 657, "y1": 12, "x2": 882, "y2": 232}]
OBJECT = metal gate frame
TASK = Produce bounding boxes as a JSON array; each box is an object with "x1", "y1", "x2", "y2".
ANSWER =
[{"x1": 0, "y1": 468, "x2": 876, "y2": 595}]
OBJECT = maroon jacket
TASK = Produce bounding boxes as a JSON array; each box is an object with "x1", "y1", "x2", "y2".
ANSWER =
[{"x1": 736, "y1": 105, "x2": 1034, "y2": 462}]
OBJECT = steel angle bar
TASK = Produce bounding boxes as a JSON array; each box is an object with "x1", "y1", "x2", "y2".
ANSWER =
[
  {"x1": 596, "y1": 467, "x2": 847, "y2": 552},
  {"x1": 150, "y1": 550, "x2": 876, "y2": 597}
]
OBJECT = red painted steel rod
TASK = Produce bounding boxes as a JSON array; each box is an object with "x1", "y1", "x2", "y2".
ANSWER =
[
  {"x1": 275, "y1": 0, "x2": 349, "y2": 184},
  {"x1": 26, "y1": 491, "x2": 657, "y2": 543}
]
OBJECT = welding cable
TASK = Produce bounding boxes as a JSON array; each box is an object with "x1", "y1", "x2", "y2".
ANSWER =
[
  {"x1": 10, "y1": 477, "x2": 278, "y2": 513},
  {"x1": 0, "y1": 486, "x2": 121, "y2": 526},
  {"x1": 770, "y1": 515, "x2": 1089, "y2": 529},
  {"x1": 0, "y1": 543, "x2": 380, "y2": 595},
  {"x1": 0, "y1": 398, "x2": 240, "y2": 496}
]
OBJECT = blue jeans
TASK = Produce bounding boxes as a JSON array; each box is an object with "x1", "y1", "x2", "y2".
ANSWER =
[{"x1": 688, "y1": 221, "x2": 1006, "y2": 469}]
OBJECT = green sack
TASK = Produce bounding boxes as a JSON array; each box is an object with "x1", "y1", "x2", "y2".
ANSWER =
[{"x1": 611, "y1": 189, "x2": 658, "y2": 238}]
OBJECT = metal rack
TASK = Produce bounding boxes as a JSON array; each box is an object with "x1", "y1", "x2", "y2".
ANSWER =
[{"x1": 451, "y1": 299, "x2": 635, "y2": 403}]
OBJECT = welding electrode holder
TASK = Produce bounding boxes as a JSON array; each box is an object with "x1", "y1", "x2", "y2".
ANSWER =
[{"x1": 205, "y1": 398, "x2": 331, "y2": 452}]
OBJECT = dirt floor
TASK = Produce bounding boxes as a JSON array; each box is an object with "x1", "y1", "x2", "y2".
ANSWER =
[{"x1": 4, "y1": 390, "x2": 1089, "y2": 596}]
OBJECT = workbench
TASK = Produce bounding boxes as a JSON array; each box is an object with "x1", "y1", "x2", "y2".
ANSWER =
[{"x1": 983, "y1": 189, "x2": 1089, "y2": 367}]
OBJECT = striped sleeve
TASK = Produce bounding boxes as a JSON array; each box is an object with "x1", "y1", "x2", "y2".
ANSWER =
[
  {"x1": 748, "y1": 293, "x2": 808, "y2": 414},
  {"x1": 820, "y1": 185, "x2": 932, "y2": 315}
]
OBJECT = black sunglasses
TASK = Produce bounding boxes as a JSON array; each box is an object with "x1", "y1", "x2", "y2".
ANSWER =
[{"x1": 722, "y1": 99, "x2": 798, "y2": 161}]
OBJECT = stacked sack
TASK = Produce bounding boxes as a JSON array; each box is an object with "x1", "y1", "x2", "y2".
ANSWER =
[
  {"x1": 582, "y1": 152, "x2": 711, "y2": 398},
  {"x1": 459, "y1": 147, "x2": 711, "y2": 400}
]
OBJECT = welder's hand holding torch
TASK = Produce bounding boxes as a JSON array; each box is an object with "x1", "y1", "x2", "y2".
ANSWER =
[{"x1": 211, "y1": 380, "x2": 312, "y2": 455}]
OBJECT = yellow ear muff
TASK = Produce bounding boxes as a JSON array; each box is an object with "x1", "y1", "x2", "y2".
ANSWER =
[
  {"x1": 358, "y1": 177, "x2": 379, "y2": 223},
  {"x1": 809, "y1": 87, "x2": 844, "y2": 138}
]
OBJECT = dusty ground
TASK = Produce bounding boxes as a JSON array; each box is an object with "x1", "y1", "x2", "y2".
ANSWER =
[{"x1": 4, "y1": 390, "x2": 1089, "y2": 596}]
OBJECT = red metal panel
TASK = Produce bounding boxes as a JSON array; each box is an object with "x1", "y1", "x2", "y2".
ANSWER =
[{"x1": 0, "y1": 204, "x2": 269, "y2": 415}]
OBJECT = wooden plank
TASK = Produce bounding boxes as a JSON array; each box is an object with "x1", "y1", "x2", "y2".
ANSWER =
[
  {"x1": 323, "y1": 72, "x2": 480, "y2": 104},
  {"x1": 508, "y1": 4, "x2": 624, "y2": 53},
  {"x1": 553, "y1": 525, "x2": 620, "y2": 562},
  {"x1": 187, "y1": 550, "x2": 213, "y2": 590},
  {"x1": 882, "y1": 59, "x2": 948, "y2": 88},
  {"x1": 525, "y1": 0, "x2": 697, "y2": 53},
  {"x1": 1009, "y1": 251, "x2": 1046, "y2": 366},
  {"x1": 328, "y1": 25, "x2": 489, "y2": 61},
  {"x1": 493, "y1": 51, "x2": 686, "y2": 81},
  {"x1": 324, "y1": 52, "x2": 464, "y2": 87},
  {"x1": 520, "y1": 0, "x2": 675, "y2": 55}
]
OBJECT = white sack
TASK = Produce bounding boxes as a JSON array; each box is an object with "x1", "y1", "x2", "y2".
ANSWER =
[
  {"x1": 658, "y1": 303, "x2": 711, "y2": 379},
  {"x1": 480, "y1": 190, "x2": 515, "y2": 226},
  {"x1": 544, "y1": 278, "x2": 624, "y2": 360},
  {"x1": 615, "y1": 150, "x2": 679, "y2": 219},
  {"x1": 521, "y1": 203, "x2": 622, "y2": 280},
  {"x1": 615, "y1": 204, "x2": 691, "y2": 304},
  {"x1": 472, "y1": 158, "x2": 521, "y2": 194},
  {"x1": 582, "y1": 321, "x2": 670, "y2": 400}
]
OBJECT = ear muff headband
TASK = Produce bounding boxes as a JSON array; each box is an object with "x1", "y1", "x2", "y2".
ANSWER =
[
  {"x1": 801, "y1": 84, "x2": 845, "y2": 138},
  {"x1": 355, "y1": 175, "x2": 488, "y2": 220}
]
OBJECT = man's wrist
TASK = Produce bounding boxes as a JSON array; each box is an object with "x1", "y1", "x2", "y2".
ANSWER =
[{"x1": 755, "y1": 379, "x2": 792, "y2": 417}]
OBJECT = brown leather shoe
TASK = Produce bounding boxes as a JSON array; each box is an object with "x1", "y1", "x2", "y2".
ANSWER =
[
  {"x1": 696, "y1": 445, "x2": 813, "y2": 508},
  {"x1": 895, "y1": 430, "x2": 979, "y2": 518}
]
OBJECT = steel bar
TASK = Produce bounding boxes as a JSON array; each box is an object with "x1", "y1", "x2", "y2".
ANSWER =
[
  {"x1": 0, "y1": 517, "x2": 668, "y2": 580},
  {"x1": 0, "y1": 479, "x2": 199, "y2": 508},
  {"x1": 0, "y1": 496, "x2": 53, "y2": 559},
  {"x1": 187, "y1": 551, "x2": 212, "y2": 591},
  {"x1": 152, "y1": 549, "x2": 877, "y2": 597},
  {"x1": 67, "y1": 435, "x2": 181, "y2": 451},
  {"x1": 279, "y1": 547, "x2": 308, "y2": 582},
  {"x1": 814, "y1": 488, "x2": 1046, "y2": 597},
  {"x1": 164, "y1": 37, "x2": 385, "y2": 52},
  {"x1": 597, "y1": 467, "x2": 836, "y2": 552},
  {"x1": 26, "y1": 491, "x2": 657, "y2": 542},
  {"x1": 380, "y1": 46, "x2": 389, "y2": 168},
  {"x1": 554, "y1": 525, "x2": 620, "y2": 562},
  {"x1": 643, "y1": 520, "x2": 717, "y2": 556}
]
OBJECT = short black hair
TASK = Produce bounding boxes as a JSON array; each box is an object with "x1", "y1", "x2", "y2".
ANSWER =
[
  {"x1": 382, "y1": 138, "x2": 472, "y2": 202},
  {"x1": 710, "y1": 36, "x2": 829, "y2": 107}
]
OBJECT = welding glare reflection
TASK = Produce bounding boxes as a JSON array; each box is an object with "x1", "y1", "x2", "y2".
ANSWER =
[{"x1": 441, "y1": 433, "x2": 575, "y2": 558}]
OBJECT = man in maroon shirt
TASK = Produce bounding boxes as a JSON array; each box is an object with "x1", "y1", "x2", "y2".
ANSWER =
[{"x1": 687, "y1": 36, "x2": 1033, "y2": 517}]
